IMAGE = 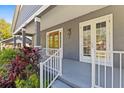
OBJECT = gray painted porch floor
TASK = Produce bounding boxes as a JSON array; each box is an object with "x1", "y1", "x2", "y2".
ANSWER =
[
  {"x1": 61, "y1": 59, "x2": 92, "y2": 88},
  {"x1": 52, "y1": 59, "x2": 124, "y2": 88}
]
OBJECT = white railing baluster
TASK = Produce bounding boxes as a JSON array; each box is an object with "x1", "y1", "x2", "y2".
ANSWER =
[
  {"x1": 57, "y1": 53, "x2": 58, "y2": 74},
  {"x1": 94, "y1": 51, "x2": 124, "y2": 88},
  {"x1": 40, "y1": 48, "x2": 62, "y2": 88},
  {"x1": 51, "y1": 57, "x2": 53, "y2": 80},
  {"x1": 120, "y1": 53, "x2": 122, "y2": 88},
  {"x1": 98, "y1": 55, "x2": 100, "y2": 87},
  {"x1": 60, "y1": 51, "x2": 62, "y2": 76},
  {"x1": 46, "y1": 62, "x2": 48, "y2": 87},
  {"x1": 57, "y1": 53, "x2": 58, "y2": 73},
  {"x1": 47, "y1": 60, "x2": 50, "y2": 87},
  {"x1": 45, "y1": 64, "x2": 46, "y2": 88},
  {"x1": 91, "y1": 49, "x2": 95, "y2": 88},
  {"x1": 112, "y1": 52, "x2": 113, "y2": 88},
  {"x1": 50, "y1": 58, "x2": 52, "y2": 81},
  {"x1": 40, "y1": 62, "x2": 43, "y2": 88},
  {"x1": 53, "y1": 56, "x2": 55, "y2": 80},
  {"x1": 55, "y1": 53, "x2": 57, "y2": 75},
  {"x1": 104, "y1": 52, "x2": 107, "y2": 88}
]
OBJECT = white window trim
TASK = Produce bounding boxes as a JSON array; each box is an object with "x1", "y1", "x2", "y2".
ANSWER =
[{"x1": 13, "y1": 5, "x2": 50, "y2": 35}]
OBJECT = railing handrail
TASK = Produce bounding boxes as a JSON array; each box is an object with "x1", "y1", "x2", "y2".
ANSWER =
[
  {"x1": 94, "y1": 50, "x2": 124, "y2": 88},
  {"x1": 95, "y1": 50, "x2": 124, "y2": 54},
  {"x1": 40, "y1": 48, "x2": 62, "y2": 88},
  {"x1": 43, "y1": 48, "x2": 59, "y2": 51},
  {"x1": 112, "y1": 51, "x2": 124, "y2": 54},
  {"x1": 41, "y1": 49, "x2": 60, "y2": 65}
]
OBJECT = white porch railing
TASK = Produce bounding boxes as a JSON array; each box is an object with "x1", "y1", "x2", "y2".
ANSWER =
[
  {"x1": 92, "y1": 50, "x2": 124, "y2": 88},
  {"x1": 40, "y1": 48, "x2": 62, "y2": 88}
]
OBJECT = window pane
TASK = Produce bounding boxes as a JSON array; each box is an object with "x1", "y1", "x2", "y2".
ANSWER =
[
  {"x1": 96, "y1": 21, "x2": 106, "y2": 51},
  {"x1": 83, "y1": 25, "x2": 91, "y2": 56},
  {"x1": 54, "y1": 34, "x2": 59, "y2": 48},
  {"x1": 48, "y1": 31, "x2": 60, "y2": 48},
  {"x1": 96, "y1": 21, "x2": 106, "y2": 58},
  {"x1": 49, "y1": 35, "x2": 53, "y2": 48}
]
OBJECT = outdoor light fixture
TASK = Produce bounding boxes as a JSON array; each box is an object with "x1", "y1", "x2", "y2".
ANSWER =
[{"x1": 67, "y1": 28, "x2": 71, "y2": 39}]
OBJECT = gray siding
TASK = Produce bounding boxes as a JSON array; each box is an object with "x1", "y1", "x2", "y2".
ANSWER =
[
  {"x1": 41, "y1": 6, "x2": 124, "y2": 64},
  {"x1": 15, "y1": 5, "x2": 42, "y2": 30}
]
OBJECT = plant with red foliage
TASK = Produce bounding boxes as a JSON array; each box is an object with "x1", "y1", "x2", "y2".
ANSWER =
[{"x1": 0, "y1": 46, "x2": 40, "y2": 88}]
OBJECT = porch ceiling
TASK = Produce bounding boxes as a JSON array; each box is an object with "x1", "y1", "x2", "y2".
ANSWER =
[
  {"x1": 20, "y1": 5, "x2": 108, "y2": 34},
  {"x1": 40, "y1": 5, "x2": 108, "y2": 31}
]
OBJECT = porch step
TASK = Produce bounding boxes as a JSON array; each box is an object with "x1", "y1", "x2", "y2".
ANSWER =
[
  {"x1": 58, "y1": 76, "x2": 81, "y2": 88},
  {"x1": 59, "y1": 76, "x2": 91, "y2": 88},
  {"x1": 51, "y1": 79, "x2": 72, "y2": 88},
  {"x1": 51, "y1": 76, "x2": 90, "y2": 88}
]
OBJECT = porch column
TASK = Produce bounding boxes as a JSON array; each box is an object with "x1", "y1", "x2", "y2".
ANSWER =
[
  {"x1": 21, "y1": 28, "x2": 26, "y2": 47},
  {"x1": 34, "y1": 17, "x2": 41, "y2": 48},
  {"x1": 13, "y1": 35, "x2": 16, "y2": 49}
]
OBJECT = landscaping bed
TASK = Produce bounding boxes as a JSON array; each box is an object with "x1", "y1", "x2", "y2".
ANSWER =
[{"x1": 0, "y1": 47, "x2": 40, "y2": 88}]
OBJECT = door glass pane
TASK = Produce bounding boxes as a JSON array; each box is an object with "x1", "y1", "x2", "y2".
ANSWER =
[
  {"x1": 54, "y1": 33, "x2": 59, "y2": 48},
  {"x1": 48, "y1": 31, "x2": 60, "y2": 48},
  {"x1": 96, "y1": 21, "x2": 106, "y2": 58},
  {"x1": 83, "y1": 25, "x2": 91, "y2": 56},
  {"x1": 60, "y1": 32, "x2": 61, "y2": 47},
  {"x1": 49, "y1": 35, "x2": 53, "y2": 48}
]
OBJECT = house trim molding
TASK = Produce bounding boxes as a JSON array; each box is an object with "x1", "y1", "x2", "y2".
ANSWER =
[
  {"x1": 13, "y1": 5, "x2": 50, "y2": 35},
  {"x1": 35, "y1": 17, "x2": 41, "y2": 22}
]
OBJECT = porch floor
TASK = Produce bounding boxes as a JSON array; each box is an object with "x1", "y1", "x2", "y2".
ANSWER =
[
  {"x1": 57, "y1": 59, "x2": 124, "y2": 88},
  {"x1": 61, "y1": 59, "x2": 92, "y2": 88}
]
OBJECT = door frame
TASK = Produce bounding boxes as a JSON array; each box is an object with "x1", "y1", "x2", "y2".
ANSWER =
[
  {"x1": 79, "y1": 14, "x2": 113, "y2": 66},
  {"x1": 46, "y1": 28, "x2": 63, "y2": 58},
  {"x1": 79, "y1": 20, "x2": 93, "y2": 63}
]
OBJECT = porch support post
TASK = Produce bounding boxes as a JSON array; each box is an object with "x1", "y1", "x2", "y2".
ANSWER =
[
  {"x1": 13, "y1": 35, "x2": 16, "y2": 49},
  {"x1": 21, "y1": 28, "x2": 26, "y2": 47},
  {"x1": 34, "y1": 17, "x2": 41, "y2": 48}
]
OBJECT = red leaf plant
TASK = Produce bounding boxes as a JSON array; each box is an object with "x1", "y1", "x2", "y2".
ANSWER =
[{"x1": 0, "y1": 46, "x2": 41, "y2": 88}]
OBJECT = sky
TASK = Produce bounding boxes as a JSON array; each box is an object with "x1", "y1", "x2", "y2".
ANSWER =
[{"x1": 0, "y1": 5, "x2": 16, "y2": 24}]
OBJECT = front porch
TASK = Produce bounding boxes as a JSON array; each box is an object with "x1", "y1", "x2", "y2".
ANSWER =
[{"x1": 51, "y1": 58, "x2": 124, "y2": 88}]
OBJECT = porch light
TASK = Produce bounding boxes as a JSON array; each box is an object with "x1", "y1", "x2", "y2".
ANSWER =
[{"x1": 67, "y1": 28, "x2": 71, "y2": 39}]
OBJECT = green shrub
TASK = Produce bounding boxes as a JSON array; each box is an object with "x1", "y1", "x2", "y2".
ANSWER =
[
  {"x1": 0, "y1": 49, "x2": 17, "y2": 64},
  {"x1": 0, "y1": 66, "x2": 8, "y2": 77},
  {"x1": 0, "y1": 49, "x2": 18, "y2": 79},
  {"x1": 15, "y1": 74, "x2": 40, "y2": 88}
]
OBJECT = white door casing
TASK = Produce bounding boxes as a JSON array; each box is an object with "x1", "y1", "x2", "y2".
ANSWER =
[
  {"x1": 79, "y1": 20, "x2": 93, "y2": 63},
  {"x1": 46, "y1": 28, "x2": 63, "y2": 58},
  {"x1": 79, "y1": 14, "x2": 113, "y2": 66}
]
